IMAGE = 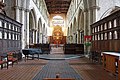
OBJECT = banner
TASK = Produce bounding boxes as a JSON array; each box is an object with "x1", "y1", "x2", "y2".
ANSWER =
[{"x1": 84, "y1": 35, "x2": 92, "y2": 46}]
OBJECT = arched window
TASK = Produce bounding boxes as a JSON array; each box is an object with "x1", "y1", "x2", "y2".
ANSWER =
[
  {"x1": 92, "y1": 28, "x2": 94, "y2": 33},
  {"x1": 52, "y1": 15, "x2": 64, "y2": 27},
  {"x1": 109, "y1": 32, "x2": 112, "y2": 39},
  {"x1": 114, "y1": 31, "x2": 117, "y2": 39},
  {"x1": 104, "y1": 23, "x2": 107, "y2": 30},
  {"x1": 4, "y1": 32, "x2": 7, "y2": 39},
  {"x1": 101, "y1": 34, "x2": 103, "y2": 40},
  {"x1": 101, "y1": 25, "x2": 103, "y2": 31},
  {"x1": 95, "y1": 27, "x2": 97, "y2": 32},
  {"x1": 114, "y1": 19, "x2": 117, "y2": 27},
  {"x1": 93, "y1": 35, "x2": 94, "y2": 40},
  {"x1": 0, "y1": 31, "x2": 2, "y2": 39},
  {"x1": 95, "y1": 35, "x2": 97, "y2": 40},
  {"x1": 98, "y1": 34, "x2": 100, "y2": 40},
  {"x1": 104, "y1": 33, "x2": 107, "y2": 40},
  {"x1": 9, "y1": 33, "x2": 11, "y2": 39},
  {"x1": 98, "y1": 26, "x2": 99, "y2": 31},
  {"x1": 109, "y1": 21, "x2": 112, "y2": 28}
]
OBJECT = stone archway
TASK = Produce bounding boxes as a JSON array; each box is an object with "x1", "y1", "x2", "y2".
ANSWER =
[
  {"x1": 67, "y1": 27, "x2": 70, "y2": 43},
  {"x1": 73, "y1": 17, "x2": 77, "y2": 43},
  {"x1": 42, "y1": 24, "x2": 46, "y2": 43},
  {"x1": 70, "y1": 23, "x2": 73, "y2": 43},
  {"x1": 29, "y1": 9, "x2": 36, "y2": 44},
  {"x1": 38, "y1": 18, "x2": 42, "y2": 43}
]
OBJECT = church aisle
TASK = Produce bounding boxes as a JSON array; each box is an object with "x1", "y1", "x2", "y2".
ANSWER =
[{"x1": 33, "y1": 60, "x2": 82, "y2": 80}]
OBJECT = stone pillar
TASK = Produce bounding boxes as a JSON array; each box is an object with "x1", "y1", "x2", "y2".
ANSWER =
[
  {"x1": 21, "y1": 7, "x2": 25, "y2": 49},
  {"x1": 84, "y1": 9, "x2": 89, "y2": 55},
  {"x1": 84, "y1": 9, "x2": 90, "y2": 36},
  {"x1": 43, "y1": 34, "x2": 46, "y2": 43},
  {"x1": 14, "y1": 6, "x2": 20, "y2": 22},
  {"x1": 80, "y1": 32, "x2": 81, "y2": 43},
  {"x1": 77, "y1": 29, "x2": 80, "y2": 44},
  {"x1": 39, "y1": 33, "x2": 42, "y2": 43},
  {"x1": 32, "y1": 30, "x2": 35, "y2": 44},
  {"x1": 26, "y1": 9, "x2": 30, "y2": 47},
  {"x1": 71, "y1": 35, "x2": 73, "y2": 43},
  {"x1": 14, "y1": 0, "x2": 20, "y2": 22},
  {"x1": 89, "y1": 6, "x2": 99, "y2": 34},
  {"x1": 35, "y1": 30, "x2": 37, "y2": 43}
]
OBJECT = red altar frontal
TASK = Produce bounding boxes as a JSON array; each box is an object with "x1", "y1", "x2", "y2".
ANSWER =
[{"x1": 49, "y1": 36, "x2": 66, "y2": 44}]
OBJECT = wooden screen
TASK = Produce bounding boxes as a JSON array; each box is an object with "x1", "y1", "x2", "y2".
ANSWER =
[
  {"x1": 91, "y1": 10, "x2": 120, "y2": 52},
  {"x1": 0, "y1": 13, "x2": 22, "y2": 53}
]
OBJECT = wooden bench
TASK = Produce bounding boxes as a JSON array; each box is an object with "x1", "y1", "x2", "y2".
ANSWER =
[
  {"x1": 7, "y1": 51, "x2": 18, "y2": 67},
  {"x1": 0, "y1": 53, "x2": 8, "y2": 69},
  {"x1": 22, "y1": 48, "x2": 42, "y2": 61},
  {"x1": 43, "y1": 78, "x2": 75, "y2": 80}
]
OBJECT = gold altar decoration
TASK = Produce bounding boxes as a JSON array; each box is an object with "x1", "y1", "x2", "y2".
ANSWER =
[{"x1": 52, "y1": 25, "x2": 63, "y2": 44}]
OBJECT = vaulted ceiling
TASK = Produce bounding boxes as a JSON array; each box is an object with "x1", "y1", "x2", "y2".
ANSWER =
[{"x1": 45, "y1": 0, "x2": 71, "y2": 14}]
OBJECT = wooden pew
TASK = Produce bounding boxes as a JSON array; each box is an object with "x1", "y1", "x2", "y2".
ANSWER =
[
  {"x1": 64, "y1": 44, "x2": 76, "y2": 54},
  {"x1": 75, "y1": 44, "x2": 84, "y2": 54},
  {"x1": 0, "y1": 53, "x2": 8, "y2": 69},
  {"x1": 7, "y1": 51, "x2": 18, "y2": 67}
]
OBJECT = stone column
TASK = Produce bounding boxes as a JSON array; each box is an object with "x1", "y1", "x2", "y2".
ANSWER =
[
  {"x1": 77, "y1": 29, "x2": 80, "y2": 44},
  {"x1": 84, "y1": 9, "x2": 90, "y2": 36},
  {"x1": 35, "y1": 30, "x2": 38, "y2": 43},
  {"x1": 14, "y1": 6, "x2": 20, "y2": 22},
  {"x1": 32, "y1": 29, "x2": 35, "y2": 44},
  {"x1": 39, "y1": 33, "x2": 42, "y2": 43},
  {"x1": 26, "y1": 9, "x2": 30, "y2": 47},
  {"x1": 84, "y1": 9, "x2": 89, "y2": 56},
  {"x1": 43, "y1": 34, "x2": 45, "y2": 43},
  {"x1": 70, "y1": 35, "x2": 73, "y2": 43},
  {"x1": 80, "y1": 32, "x2": 81, "y2": 43},
  {"x1": 14, "y1": 0, "x2": 20, "y2": 22},
  {"x1": 21, "y1": 7, "x2": 25, "y2": 49}
]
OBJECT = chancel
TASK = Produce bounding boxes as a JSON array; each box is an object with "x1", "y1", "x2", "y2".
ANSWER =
[{"x1": 0, "y1": 0, "x2": 120, "y2": 80}]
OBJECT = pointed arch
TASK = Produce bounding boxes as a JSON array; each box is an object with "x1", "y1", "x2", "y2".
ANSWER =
[
  {"x1": 73, "y1": 17, "x2": 77, "y2": 34},
  {"x1": 29, "y1": 9, "x2": 37, "y2": 44},
  {"x1": 38, "y1": 18, "x2": 42, "y2": 43}
]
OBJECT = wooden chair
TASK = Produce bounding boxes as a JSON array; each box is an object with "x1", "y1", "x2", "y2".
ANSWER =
[
  {"x1": 0, "y1": 53, "x2": 8, "y2": 69},
  {"x1": 7, "y1": 52, "x2": 18, "y2": 67},
  {"x1": 43, "y1": 78, "x2": 75, "y2": 80}
]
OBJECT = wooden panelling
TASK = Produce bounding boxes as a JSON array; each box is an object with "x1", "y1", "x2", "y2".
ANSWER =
[
  {"x1": 0, "y1": 13, "x2": 22, "y2": 54},
  {"x1": 91, "y1": 10, "x2": 120, "y2": 52},
  {"x1": 118, "y1": 60, "x2": 120, "y2": 80},
  {"x1": 64, "y1": 44, "x2": 84, "y2": 54},
  {"x1": 105, "y1": 54, "x2": 116, "y2": 74}
]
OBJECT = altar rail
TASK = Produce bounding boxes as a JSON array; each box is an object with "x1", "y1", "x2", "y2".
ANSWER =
[
  {"x1": 91, "y1": 10, "x2": 120, "y2": 52},
  {"x1": 0, "y1": 13, "x2": 22, "y2": 53}
]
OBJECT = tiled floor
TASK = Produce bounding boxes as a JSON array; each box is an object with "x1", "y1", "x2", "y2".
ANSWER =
[
  {"x1": 0, "y1": 56, "x2": 117, "y2": 80},
  {"x1": 33, "y1": 60, "x2": 82, "y2": 80}
]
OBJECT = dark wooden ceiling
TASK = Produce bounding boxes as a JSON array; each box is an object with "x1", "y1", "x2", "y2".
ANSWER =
[{"x1": 45, "y1": 0, "x2": 71, "y2": 14}]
